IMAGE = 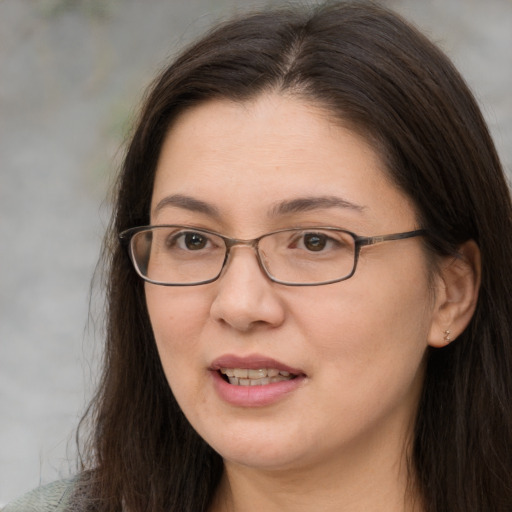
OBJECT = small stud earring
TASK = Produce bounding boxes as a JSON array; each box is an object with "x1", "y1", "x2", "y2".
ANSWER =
[{"x1": 443, "y1": 329, "x2": 452, "y2": 342}]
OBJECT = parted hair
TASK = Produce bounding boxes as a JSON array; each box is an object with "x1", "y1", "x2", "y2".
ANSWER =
[{"x1": 76, "y1": 2, "x2": 512, "y2": 511}]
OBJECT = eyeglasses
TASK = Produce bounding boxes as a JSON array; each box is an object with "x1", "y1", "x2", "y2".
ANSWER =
[{"x1": 119, "y1": 225, "x2": 426, "y2": 286}]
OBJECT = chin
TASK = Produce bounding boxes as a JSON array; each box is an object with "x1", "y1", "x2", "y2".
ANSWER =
[{"x1": 204, "y1": 428, "x2": 316, "y2": 472}]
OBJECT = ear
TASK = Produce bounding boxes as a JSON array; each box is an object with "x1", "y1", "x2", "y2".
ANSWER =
[{"x1": 427, "y1": 240, "x2": 481, "y2": 348}]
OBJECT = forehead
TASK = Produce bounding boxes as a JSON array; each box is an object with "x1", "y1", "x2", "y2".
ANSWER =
[
  {"x1": 158, "y1": 94, "x2": 375, "y2": 167},
  {"x1": 151, "y1": 94, "x2": 416, "y2": 233}
]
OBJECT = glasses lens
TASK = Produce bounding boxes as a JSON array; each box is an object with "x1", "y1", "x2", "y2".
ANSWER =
[
  {"x1": 130, "y1": 227, "x2": 226, "y2": 285},
  {"x1": 259, "y1": 228, "x2": 356, "y2": 284}
]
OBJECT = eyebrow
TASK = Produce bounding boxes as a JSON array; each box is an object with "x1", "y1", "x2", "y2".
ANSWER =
[
  {"x1": 268, "y1": 196, "x2": 366, "y2": 217},
  {"x1": 153, "y1": 193, "x2": 365, "y2": 219},
  {"x1": 153, "y1": 194, "x2": 221, "y2": 218}
]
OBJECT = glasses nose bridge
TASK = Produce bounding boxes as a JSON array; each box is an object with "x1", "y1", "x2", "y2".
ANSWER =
[
  {"x1": 223, "y1": 235, "x2": 261, "y2": 257},
  {"x1": 221, "y1": 235, "x2": 267, "y2": 275}
]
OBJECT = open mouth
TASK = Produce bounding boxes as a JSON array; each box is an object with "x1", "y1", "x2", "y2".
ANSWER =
[{"x1": 219, "y1": 367, "x2": 296, "y2": 386}]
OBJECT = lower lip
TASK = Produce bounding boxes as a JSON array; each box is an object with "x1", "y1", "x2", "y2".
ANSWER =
[{"x1": 210, "y1": 370, "x2": 305, "y2": 407}]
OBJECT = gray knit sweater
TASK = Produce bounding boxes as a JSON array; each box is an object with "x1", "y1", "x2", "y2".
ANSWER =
[{"x1": 2, "y1": 479, "x2": 75, "y2": 512}]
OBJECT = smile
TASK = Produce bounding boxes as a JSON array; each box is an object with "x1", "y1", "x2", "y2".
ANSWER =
[{"x1": 219, "y1": 368, "x2": 295, "y2": 386}]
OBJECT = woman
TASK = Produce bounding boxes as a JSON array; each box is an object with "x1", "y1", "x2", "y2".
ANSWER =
[{"x1": 5, "y1": 1, "x2": 512, "y2": 511}]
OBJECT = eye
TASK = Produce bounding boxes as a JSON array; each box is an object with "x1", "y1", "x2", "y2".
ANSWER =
[
  {"x1": 303, "y1": 233, "x2": 328, "y2": 252},
  {"x1": 285, "y1": 230, "x2": 353, "y2": 254},
  {"x1": 183, "y1": 232, "x2": 208, "y2": 250},
  {"x1": 167, "y1": 230, "x2": 212, "y2": 251}
]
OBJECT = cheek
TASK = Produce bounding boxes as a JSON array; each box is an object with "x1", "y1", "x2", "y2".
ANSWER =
[
  {"x1": 144, "y1": 286, "x2": 212, "y2": 387},
  {"x1": 146, "y1": 285, "x2": 211, "y2": 340},
  {"x1": 292, "y1": 260, "x2": 433, "y2": 388}
]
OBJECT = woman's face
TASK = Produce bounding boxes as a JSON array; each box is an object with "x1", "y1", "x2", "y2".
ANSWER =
[{"x1": 146, "y1": 94, "x2": 439, "y2": 473}]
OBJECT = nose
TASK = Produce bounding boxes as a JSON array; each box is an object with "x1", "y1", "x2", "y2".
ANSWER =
[{"x1": 209, "y1": 246, "x2": 286, "y2": 332}]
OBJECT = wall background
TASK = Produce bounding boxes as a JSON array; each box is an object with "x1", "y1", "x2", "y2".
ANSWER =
[{"x1": 1, "y1": 0, "x2": 511, "y2": 504}]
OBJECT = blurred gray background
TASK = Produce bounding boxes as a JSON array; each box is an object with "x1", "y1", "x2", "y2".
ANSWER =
[{"x1": 1, "y1": 0, "x2": 511, "y2": 505}]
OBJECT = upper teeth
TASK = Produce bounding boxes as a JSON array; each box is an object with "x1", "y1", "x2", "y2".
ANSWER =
[
  {"x1": 220, "y1": 367, "x2": 293, "y2": 386},
  {"x1": 220, "y1": 368, "x2": 291, "y2": 378}
]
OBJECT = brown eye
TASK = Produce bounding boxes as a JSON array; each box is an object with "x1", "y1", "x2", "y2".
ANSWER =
[
  {"x1": 303, "y1": 233, "x2": 327, "y2": 251},
  {"x1": 184, "y1": 232, "x2": 208, "y2": 250}
]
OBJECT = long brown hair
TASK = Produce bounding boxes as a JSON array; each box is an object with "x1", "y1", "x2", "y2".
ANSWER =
[{"x1": 76, "y1": 2, "x2": 512, "y2": 511}]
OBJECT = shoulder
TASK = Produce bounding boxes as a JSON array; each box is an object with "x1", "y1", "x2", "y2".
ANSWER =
[{"x1": 2, "y1": 478, "x2": 77, "y2": 512}]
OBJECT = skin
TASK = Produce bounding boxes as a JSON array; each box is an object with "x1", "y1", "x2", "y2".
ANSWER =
[{"x1": 145, "y1": 93, "x2": 479, "y2": 511}]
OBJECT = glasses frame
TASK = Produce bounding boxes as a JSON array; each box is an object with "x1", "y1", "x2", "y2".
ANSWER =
[{"x1": 119, "y1": 225, "x2": 427, "y2": 287}]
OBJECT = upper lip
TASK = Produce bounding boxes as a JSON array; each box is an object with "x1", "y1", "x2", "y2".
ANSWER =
[{"x1": 209, "y1": 354, "x2": 304, "y2": 376}]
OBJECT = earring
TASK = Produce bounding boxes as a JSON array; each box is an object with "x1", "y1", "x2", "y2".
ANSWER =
[{"x1": 443, "y1": 329, "x2": 452, "y2": 343}]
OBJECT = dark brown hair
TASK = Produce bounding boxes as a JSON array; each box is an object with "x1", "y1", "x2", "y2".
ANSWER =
[{"x1": 77, "y1": 2, "x2": 512, "y2": 511}]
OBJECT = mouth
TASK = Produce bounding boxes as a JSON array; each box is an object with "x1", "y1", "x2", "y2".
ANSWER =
[
  {"x1": 210, "y1": 354, "x2": 303, "y2": 387},
  {"x1": 218, "y1": 367, "x2": 296, "y2": 386},
  {"x1": 210, "y1": 355, "x2": 305, "y2": 406}
]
